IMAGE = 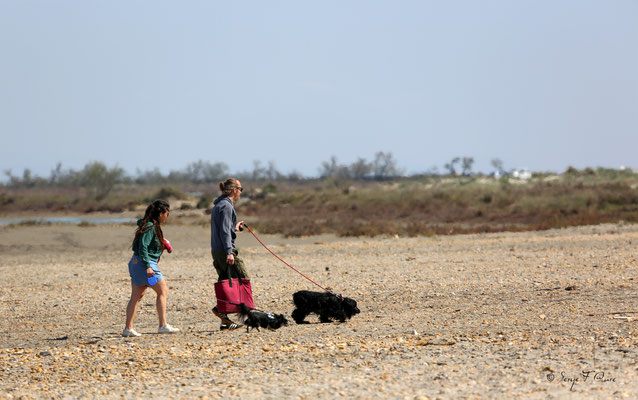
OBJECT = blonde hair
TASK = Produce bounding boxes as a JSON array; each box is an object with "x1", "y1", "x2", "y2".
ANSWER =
[{"x1": 219, "y1": 178, "x2": 240, "y2": 196}]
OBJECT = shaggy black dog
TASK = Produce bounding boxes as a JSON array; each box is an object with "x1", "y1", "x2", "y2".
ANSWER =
[
  {"x1": 239, "y1": 303, "x2": 288, "y2": 332},
  {"x1": 291, "y1": 290, "x2": 360, "y2": 324}
]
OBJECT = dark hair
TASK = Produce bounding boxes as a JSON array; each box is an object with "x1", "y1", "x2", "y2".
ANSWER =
[
  {"x1": 132, "y1": 199, "x2": 170, "y2": 250},
  {"x1": 219, "y1": 178, "x2": 240, "y2": 197}
]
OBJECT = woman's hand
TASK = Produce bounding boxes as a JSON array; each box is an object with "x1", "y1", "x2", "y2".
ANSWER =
[
  {"x1": 146, "y1": 267, "x2": 155, "y2": 277},
  {"x1": 235, "y1": 221, "x2": 245, "y2": 232}
]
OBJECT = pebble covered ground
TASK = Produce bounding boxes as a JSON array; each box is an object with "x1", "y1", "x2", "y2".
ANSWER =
[{"x1": 1, "y1": 221, "x2": 637, "y2": 398}]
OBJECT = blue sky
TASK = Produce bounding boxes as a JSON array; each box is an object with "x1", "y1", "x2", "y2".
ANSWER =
[{"x1": 1, "y1": 1, "x2": 636, "y2": 179}]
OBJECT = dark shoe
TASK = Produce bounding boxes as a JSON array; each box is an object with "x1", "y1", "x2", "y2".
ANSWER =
[
  {"x1": 220, "y1": 323, "x2": 243, "y2": 331},
  {"x1": 213, "y1": 307, "x2": 242, "y2": 329}
]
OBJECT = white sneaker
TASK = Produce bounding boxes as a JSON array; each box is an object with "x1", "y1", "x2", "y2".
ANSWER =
[
  {"x1": 158, "y1": 324, "x2": 180, "y2": 334},
  {"x1": 122, "y1": 329, "x2": 141, "y2": 337}
]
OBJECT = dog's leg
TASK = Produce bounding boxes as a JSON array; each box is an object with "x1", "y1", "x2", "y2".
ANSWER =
[
  {"x1": 336, "y1": 311, "x2": 347, "y2": 323},
  {"x1": 319, "y1": 312, "x2": 333, "y2": 323},
  {"x1": 291, "y1": 308, "x2": 310, "y2": 324}
]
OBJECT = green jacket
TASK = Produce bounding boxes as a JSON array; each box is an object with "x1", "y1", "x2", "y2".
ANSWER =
[{"x1": 132, "y1": 219, "x2": 162, "y2": 268}]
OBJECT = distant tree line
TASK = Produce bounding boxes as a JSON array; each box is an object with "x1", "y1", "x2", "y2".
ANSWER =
[
  {"x1": 4, "y1": 162, "x2": 128, "y2": 200},
  {"x1": 318, "y1": 152, "x2": 403, "y2": 180},
  {"x1": 4, "y1": 153, "x2": 637, "y2": 206},
  {"x1": 2, "y1": 151, "x2": 407, "y2": 189},
  {"x1": 2, "y1": 153, "x2": 508, "y2": 197}
]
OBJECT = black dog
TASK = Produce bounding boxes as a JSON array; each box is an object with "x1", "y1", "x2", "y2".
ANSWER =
[
  {"x1": 239, "y1": 303, "x2": 288, "y2": 332},
  {"x1": 291, "y1": 290, "x2": 360, "y2": 324}
]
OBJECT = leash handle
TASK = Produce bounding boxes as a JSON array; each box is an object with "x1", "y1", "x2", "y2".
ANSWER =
[{"x1": 243, "y1": 224, "x2": 333, "y2": 294}]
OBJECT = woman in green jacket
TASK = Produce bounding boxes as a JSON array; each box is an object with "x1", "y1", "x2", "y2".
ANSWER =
[{"x1": 123, "y1": 199, "x2": 180, "y2": 337}]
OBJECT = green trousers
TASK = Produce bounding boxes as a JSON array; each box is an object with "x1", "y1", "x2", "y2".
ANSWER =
[{"x1": 212, "y1": 249, "x2": 249, "y2": 280}]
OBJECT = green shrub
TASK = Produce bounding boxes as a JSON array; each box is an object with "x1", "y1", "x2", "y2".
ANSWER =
[
  {"x1": 197, "y1": 194, "x2": 214, "y2": 209},
  {"x1": 262, "y1": 183, "x2": 278, "y2": 194},
  {"x1": 150, "y1": 186, "x2": 187, "y2": 201}
]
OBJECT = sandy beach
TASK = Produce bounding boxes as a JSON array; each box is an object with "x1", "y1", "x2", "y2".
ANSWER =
[{"x1": 1, "y1": 218, "x2": 637, "y2": 398}]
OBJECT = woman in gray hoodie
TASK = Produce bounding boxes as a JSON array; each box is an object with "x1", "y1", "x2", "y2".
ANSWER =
[{"x1": 211, "y1": 178, "x2": 247, "y2": 329}]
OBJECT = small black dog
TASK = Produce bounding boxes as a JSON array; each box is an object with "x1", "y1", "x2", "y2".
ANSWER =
[
  {"x1": 291, "y1": 290, "x2": 360, "y2": 324},
  {"x1": 239, "y1": 303, "x2": 288, "y2": 332}
]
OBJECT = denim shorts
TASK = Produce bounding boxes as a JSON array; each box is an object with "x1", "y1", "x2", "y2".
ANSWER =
[{"x1": 128, "y1": 255, "x2": 163, "y2": 287}]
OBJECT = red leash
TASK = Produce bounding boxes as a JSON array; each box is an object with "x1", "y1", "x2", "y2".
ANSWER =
[{"x1": 243, "y1": 224, "x2": 333, "y2": 294}]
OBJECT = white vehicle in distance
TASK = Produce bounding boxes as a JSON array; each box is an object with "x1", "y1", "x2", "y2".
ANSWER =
[{"x1": 511, "y1": 169, "x2": 532, "y2": 180}]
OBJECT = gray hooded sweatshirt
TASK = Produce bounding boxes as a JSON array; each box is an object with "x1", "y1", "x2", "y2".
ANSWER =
[{"x1": 210, "y1": 195, "x2": 237, "y2": 255}]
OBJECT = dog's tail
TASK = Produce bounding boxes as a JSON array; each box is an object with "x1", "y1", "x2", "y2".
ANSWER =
[{"x1": 238, "y1": 302, "x2": 252, "y2": 320}]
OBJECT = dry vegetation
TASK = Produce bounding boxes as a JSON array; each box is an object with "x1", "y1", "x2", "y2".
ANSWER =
[{"x1": 2, "y1": 168, "x2": 638, "y2": 238}]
